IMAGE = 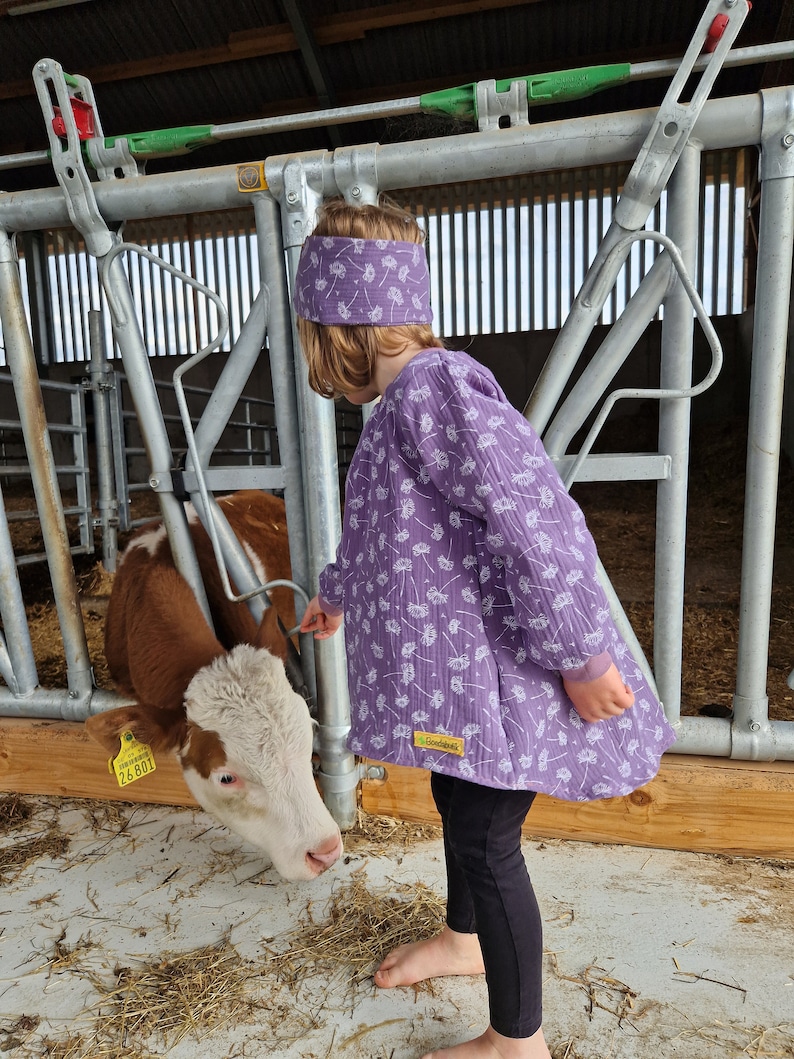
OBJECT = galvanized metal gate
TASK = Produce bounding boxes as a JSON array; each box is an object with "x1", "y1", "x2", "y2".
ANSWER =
[{"x1": 0, "y1": 0, "x2": 790, "y2": 830}]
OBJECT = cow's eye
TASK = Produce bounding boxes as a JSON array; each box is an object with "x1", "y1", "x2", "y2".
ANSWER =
[{"x1": 218, "y1": 773, "x2": 237, "y2": 785}]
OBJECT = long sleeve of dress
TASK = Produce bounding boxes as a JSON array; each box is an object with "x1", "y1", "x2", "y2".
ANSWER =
[
  {"x1": 318, "y1": 548, "x2": 346, "y2": 616},
  {"x1": 394, "y1": 355, "x2": 612, "y2": 675}
]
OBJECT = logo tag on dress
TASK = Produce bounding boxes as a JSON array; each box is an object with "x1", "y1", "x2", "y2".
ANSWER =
[{"x1": 414, "y1": 731, "x2": 465, "y2": 756}]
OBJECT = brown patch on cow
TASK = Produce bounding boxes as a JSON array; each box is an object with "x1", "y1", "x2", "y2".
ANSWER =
[
  {"x1": 104, "y1": 559, "x2": 226, "y2": 711},
  {"x1": 84, "y1": 491, "x2": 302, "y2": 770},
  {"x1": 181, "y1": 723, "x2": 229, "y2": 779},
  {"x1": 102, "y1": 491, "x2": 295, "y2": 711},
  {"x1": 85, "y1": 704, "x2": 188, "y2": 756},
  {"x1": 198, "y1": 491, "x2": 295, "y2": 649}
]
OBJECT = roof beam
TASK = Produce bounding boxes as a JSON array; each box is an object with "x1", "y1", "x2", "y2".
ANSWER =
[
  {"x1": 0, "y1": 0, "x2": 546, "y2": 100},
  {"x1": 279, "y1": 0, "x2": 343, "y2": 147},
  {"x1": 760, "y1": 0, "x2": 794, "y2": 88},
  {"x1": 280, "y1": 0, "x2": 337, "y2": 110}
]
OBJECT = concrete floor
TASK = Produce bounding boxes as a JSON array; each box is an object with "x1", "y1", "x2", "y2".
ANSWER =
[{"x1": 0, "y1": 795, "x2": 791, "y2": 1058}]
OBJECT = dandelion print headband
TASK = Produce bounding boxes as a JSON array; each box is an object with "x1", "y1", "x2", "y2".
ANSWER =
[{"x1": 292, "y1": 235, "x2": 432, "y2": 326}]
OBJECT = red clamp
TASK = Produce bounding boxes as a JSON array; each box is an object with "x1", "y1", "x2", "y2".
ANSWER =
[
  {"x1": 703, "y1": 3, "x2": 751, "y2": 54},
  {"x1": 52, "y1": 96, "x2": 95, "y2": 140}
]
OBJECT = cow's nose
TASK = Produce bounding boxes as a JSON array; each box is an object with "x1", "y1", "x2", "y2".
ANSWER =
[{"x1": 306, "y1": 832, "x2": 343, "y2": 874}]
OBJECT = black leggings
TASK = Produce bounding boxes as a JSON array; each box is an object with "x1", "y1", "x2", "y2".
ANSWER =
[{"x1": 430, "y1": 771, "x2": 542, "y2": 1038}]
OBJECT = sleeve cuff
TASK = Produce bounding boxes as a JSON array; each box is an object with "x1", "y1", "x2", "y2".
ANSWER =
[
  {"x1": 561, "y1": 650, "x2": 613, "y2": 683},
  {"x1": 318, "y1": 593, "x2": 344, "y2": 618}
]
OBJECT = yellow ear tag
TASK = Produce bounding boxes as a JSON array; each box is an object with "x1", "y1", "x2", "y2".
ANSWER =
[{"x1": 110, "y1": 730, "x2": 157, "y2": 788}]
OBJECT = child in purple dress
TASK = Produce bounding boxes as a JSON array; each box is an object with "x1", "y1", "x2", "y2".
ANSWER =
[{"x1": 296, "y1": 198, "x2": 676, "y2": 1059}]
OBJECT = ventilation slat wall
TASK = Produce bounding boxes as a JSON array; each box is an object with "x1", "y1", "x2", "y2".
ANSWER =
[{"x1": 0, "y1": 151, "x2": 749, "y2": 365}]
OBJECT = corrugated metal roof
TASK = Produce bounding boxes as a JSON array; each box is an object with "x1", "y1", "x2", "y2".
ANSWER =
[{"x1": 0, "y1": 0, "x2": 791, "y2": 193}]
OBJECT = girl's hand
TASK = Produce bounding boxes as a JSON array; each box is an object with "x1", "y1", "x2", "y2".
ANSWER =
[
  {"x1": 300, "y1": 595, "x2": 343, "y2": 640},
  {"x1": 563, "y1": 663, "x2": 635, "y2": 723}
]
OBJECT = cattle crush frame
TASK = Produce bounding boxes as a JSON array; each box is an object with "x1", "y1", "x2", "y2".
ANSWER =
[{"x1": 0, "y1": 0, "x2": 792, "y2": 858}]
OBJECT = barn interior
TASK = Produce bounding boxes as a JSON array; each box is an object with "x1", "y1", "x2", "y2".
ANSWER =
[{"x1": 0, "y1": 2, "x2": 793, "y2": 1055}]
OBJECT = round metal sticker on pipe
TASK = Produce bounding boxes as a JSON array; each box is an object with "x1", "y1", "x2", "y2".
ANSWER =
[{"x1": 237, "y1": 162, "x2": 267, "y2": 192}]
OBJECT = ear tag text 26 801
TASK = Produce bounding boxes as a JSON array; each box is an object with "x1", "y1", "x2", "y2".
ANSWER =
[{"x1": 109, "y1": 730, "x2": 157, "y2": 788}]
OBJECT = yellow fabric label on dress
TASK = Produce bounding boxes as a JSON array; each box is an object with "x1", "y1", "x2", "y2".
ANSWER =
[
  {"x1": 414, "y1": 731, "x2": 465, "y2": 756},
  {"x1": 110, "y1": 730, "x2": 157, "y2": 788}
]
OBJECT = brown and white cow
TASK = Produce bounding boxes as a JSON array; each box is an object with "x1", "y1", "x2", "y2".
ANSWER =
[{"x1": 85, "y1": 489, "x2": 343, "y2": 882}]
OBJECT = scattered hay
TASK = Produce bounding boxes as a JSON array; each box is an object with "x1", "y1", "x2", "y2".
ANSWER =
[
  {"x1": 0, "y1": 828, "x2": 70, "y2": 885},
  {"x1": 25, "y1": 595, "x2": 111, "y2": 690},
  {"x1": 73, "y1": 798, "x2": 135, "y2": 834},
  {"x1": 674, "y1": 1019, "x2": 794, "y2": 1057},
  {"x1": 18, "y1": 556, "x2": 113, "y2": 690},
  {"x1": 89, "y1": 937, "x2": 265, "y2": 1050},
  {"x1": 267, "y1": 872, "x2": 446, "y2": 994},
  {"x1": 343, "y1": 808, "x2": 442, "y2": 853},
  {"x1": 12, "y1": 1032, "x2": 153, "y2": 1059},
  {"x1": 0, "y1": 1014, "x2": 40, "y2": 1055},
  {"x1": 6, "y1": 927, "x2": 317, "y2": 1058},
  {"x1": 550, "y1": 1042, "x2": 586, "y2": 1059},
  {"x1": 547, "y1": 953, "x2": 651, "y2": 1027},
  {"x1": 76, "y1": 560, "x2": 115, "y2": 601},
  {"x1": 0, "y1": 793, "x2": 35, "y2": 835},
  {"x1": 44, "y1": 928, "x2": 98, "y2": 978}
]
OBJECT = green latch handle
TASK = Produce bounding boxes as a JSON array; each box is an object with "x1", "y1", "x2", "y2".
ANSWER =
[
  {"x1": 420, "y1": 63, "x2": 633, "y2": 122},
  {"x1": 101, "y1": 124, "x2": 217, "y2": 159}
]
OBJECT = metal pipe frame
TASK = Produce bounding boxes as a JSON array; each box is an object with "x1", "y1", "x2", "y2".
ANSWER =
[
  {"x1": 728, "y1": 88, "x2": 794, "y2": 761},
  {"x1": 0, "y1": 86, "x2": 790, "y2": 769},
  {"x1": 542, "y1": 252, "x2": 677, "y2": 456},
  {"x1": 0, "y1": 475, "x2": 38, "y2": 696},
  {"x1": 653, "y1": 143, "x2": 701, "y2": 725},
  {"x1": 268, "y1": 158, "x2": 360, "y2": 829},
  {"x1": 88, "y1": 308, "x2": 120, "y2": 572},
  {"x1": 99, "y1": 249, "x2": 214, "y2": 632},
  {"x1": 0, "y1": 226, "x2": 94, "y2": 716},
  {"x1": 0, "y1": 94, "x2": 764, "y2": 234},
  {"x1": 538, "y1": 224, "x2": 725, "y2": 713},
  {"x1": 250, "y1": 190, "x2": 318, "y2": 699}
]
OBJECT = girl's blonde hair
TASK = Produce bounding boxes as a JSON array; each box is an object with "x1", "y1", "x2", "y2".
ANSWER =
[{"x1": 296, "y1": 198, "x2": 444, "y2": 398}]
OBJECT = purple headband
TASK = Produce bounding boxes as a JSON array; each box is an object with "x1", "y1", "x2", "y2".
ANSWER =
[{"x1": 292, "y1": 235, "x2": 432, "y2": 326}]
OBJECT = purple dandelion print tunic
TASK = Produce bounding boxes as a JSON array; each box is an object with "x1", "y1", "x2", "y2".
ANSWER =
[{"x1": 319, "y1": 349, "x2": 677, "y2": 799}]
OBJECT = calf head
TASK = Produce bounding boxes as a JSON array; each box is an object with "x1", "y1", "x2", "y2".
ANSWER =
[{"x1": 87, "y1": 639, "x2": 342, "y2": 882}]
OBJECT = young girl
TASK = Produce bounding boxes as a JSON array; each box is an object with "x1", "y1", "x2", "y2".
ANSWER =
[{"x1": 295, "y1": 198, "x2": 676, "y2": 1059}]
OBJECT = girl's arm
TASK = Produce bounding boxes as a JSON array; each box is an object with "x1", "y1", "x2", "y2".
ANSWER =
[
  {"x1": 562, "y1": 663, "x2": 634, "y2": 722},
  {"x1": 398, "y1": 355, "x2": 610, "y2": 675}
]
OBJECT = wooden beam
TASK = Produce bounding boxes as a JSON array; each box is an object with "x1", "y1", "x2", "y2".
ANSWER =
[
  {"x1": 0, "y1": 716, "x2": 197, "y2": 806},
  {"x1": 361, "y1": 756, "x2": 794, "y2": 860},
  {"x1": 2, "y1": 717, "x2": 793, "y2": 860},
  {"x1": 230, "y1": 0, "x2": 551, "y2": 52}
]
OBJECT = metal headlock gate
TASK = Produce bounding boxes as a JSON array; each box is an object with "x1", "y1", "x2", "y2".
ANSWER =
[{"x1": 0, "y1": 0, "x2": 790, "y2": 828}]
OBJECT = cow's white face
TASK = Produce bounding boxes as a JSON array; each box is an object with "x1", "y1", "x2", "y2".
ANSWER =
[{"x1": 181, "y1": 644, "x2": 342, "y2": 882}]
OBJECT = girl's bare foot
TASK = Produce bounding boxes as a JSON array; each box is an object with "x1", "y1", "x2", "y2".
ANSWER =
[
  {"x1": 374, "y1": 925, "x2": 485, "y2": 988},
  {"x1": 422, "y1": 1024, "x2": 552, "y2": 1059}
]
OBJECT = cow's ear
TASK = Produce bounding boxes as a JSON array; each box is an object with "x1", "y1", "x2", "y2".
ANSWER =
[
  {"x1": 85, "y1": 704, "x2": 188, "y2": 756},
  {"x1": 253, "y1": 604, "x2": 288, "y2": 661}
]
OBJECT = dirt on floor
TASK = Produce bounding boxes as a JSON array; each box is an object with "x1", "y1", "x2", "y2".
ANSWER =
[
  {"x1": 0, "y1": 792, "x2": 791, "y2": 1059},
  {"x1": 4, "y1": 411, "x2": 794, "y2": 721}
]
